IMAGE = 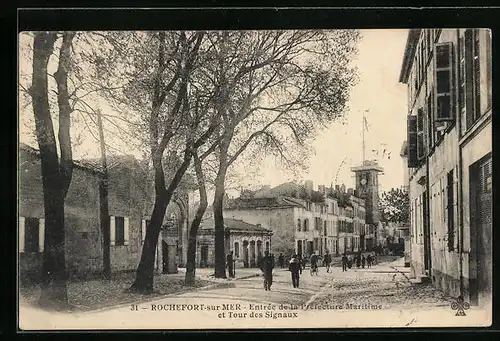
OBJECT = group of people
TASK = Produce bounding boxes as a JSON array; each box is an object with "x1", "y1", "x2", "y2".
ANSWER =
[
  {"x1": 341, "y1": 252, "x2": 376, "y2": 271},
  {"x1": 227, "y1": 249, "x2": 379, "y2": 290}
]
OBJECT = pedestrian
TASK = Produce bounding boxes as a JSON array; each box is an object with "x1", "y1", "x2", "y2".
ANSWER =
[
  {"x1": 310, "y1": 252, "x2": 319, "y2": 275},
  {"x1": 301, "y1": 255, "x2": 307, "y2": 271},
  {"x1": 288, "y1": 255, "x2": 302, "y2": 288},
  {"x1": 226, "y1": 251, "x2": 235, "y2": 278},
  {"x1": 366, "y1": 254, "x2": 372, "y2": 268},
  {"x1": 341, "y1": 253, "x2": 348, "y2": 272},
  {"x1": 356, "y1": 254, "x2": 361, "y2": 268},
  {"x1": 259, "y1": 251, "x2": 275, "y2": 291},
  {"x1": 278, "y1": 253, "x2": 285, "y2": 268},
  {"x1": 361, "y1": 254, "x2": 366, "y2": 269},
  {"x1": 324, "y1": 251, "x2": 332, "y2": 273}
]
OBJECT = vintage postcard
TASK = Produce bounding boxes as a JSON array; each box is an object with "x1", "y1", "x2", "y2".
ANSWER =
[{"x1": 18, "y1": 28, "x2": 492, "y2": 330}]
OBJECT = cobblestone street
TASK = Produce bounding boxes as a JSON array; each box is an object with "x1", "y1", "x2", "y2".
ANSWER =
[
  {"x1": 309, "y1": 256, "x2": 453, "y2": 311},
  {"x1": 20, "y1": 256, "x2": 484, "y2": 330}
]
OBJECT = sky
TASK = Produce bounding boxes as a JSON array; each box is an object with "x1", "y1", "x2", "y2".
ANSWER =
[
  {"x1": 19, "y1": 29, "x2": 409, "y2": 198},
  {"x1": 231, "y1": 29, "x2": 409, "y2": 195}
]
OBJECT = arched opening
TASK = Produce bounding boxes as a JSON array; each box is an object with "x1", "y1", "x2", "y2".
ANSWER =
[
  {"x1": 249, "y1": 240, "x2": 256, "y2": 267},
  {"x1": 242, "y1": 240, "x2": 249, "y2": 267},
  {"x1": 256, "y1": 240, "x2": 263, "y2": 258},
  {"x1": 234, "y1": 241, "x2": 240, "y2": 258}
]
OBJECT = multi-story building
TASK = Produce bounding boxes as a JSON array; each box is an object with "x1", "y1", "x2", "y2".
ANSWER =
[{"x1": 399, "y1": 29, "x2": 492, "y2": 307}]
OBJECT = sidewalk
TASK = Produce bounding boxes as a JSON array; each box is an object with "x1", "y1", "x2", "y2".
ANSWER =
[{"x1": 176, "y1": 267, "x2": 262, "y2": 282}]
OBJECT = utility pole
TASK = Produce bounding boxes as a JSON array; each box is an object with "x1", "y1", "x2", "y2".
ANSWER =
[{"x1": 96, "y1": 109, "x2": 111, "y2": 279}]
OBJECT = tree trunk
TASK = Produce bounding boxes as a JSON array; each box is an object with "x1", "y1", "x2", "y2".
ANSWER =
[
  {"x1": 130, "y1": 152, "x2": 192, "y2": 294},
  {"x1": 185, "y1": 153, "x2": 207, "y2": 285},
  {"x1": 32, "y1": 31, "x2": 70, "y2": 311},
  {"x1": 213, "y1": 167, "x2": 228, "y2": 278},
  {"x1": 96, "y1": 109, "x2": 111, "y2": 279}
]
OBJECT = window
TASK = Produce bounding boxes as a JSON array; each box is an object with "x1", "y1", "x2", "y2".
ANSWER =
[
  {"x1": 324, "y1": 221, "x2": 327, "y2": 236},
  {"x1": 110, "y1": 216, "x2": 129, "y2": 246},
  {"x1": 434, "y1": 42, "x2": 454, "y2": 122},
  {"x1": 303, "y1": 219, "x2": 308, "y2": 232},
  {"x1": 446, "y1": 170, "x2": 455, "y2": 251},
  {"x1": 461, "y1": 29, "x2": 487, "y2": 131},
  {"x1": 407, "y1": 115, "x2": 418, "y2": 167},
  {"x1": 297, "y1": 219, "x2": 301, "y2": 232},
  {"x1": 234, "y1": 242, "x2": 239, "y2": 258},
  {"x1": 19, "y1": 217, "x2": 44, "y2": 253}
]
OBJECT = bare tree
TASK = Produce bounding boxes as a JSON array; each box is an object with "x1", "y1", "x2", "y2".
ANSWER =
[
  {"x1": 204, "y1": 30, "x2": 360, "y2": 277},
  {"x1": 30, "y1": 31, "x2": 76, "y2": 310}
]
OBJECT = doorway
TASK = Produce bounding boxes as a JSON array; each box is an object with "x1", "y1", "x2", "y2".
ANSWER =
[
  {"x1": 162, "y1": 240, "x2": 168, "y2": 274},
  {"x1": 297, "y1": 240, "x2": 302, "y2": 256},
  {"x1": 307, "y1": 241, "x2": 314, "y2": 255},
  {"x1": 422, "y1": 191, "x2": 432, "y2": 274},
  {"x1": 200, "y1": 245, "x2": 209, "y2": 268},
  {"x1": 469, "y1": 155, "x2": 492, "y2": 305}
]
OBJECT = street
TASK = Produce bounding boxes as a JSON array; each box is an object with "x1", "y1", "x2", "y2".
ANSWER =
[{"x1": 20, "y1": 256, "x2": 488, "y2": 329}]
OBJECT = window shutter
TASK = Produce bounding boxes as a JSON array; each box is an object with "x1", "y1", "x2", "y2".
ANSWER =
[
  {"x1": 141, "y1": 219, "x2": 146, "y2": 242},
  {"x1": 39, "y1": 218, "x2": 45, "y2": 252},
  {"x1": 417, "y1": 108, "x2": 426, "y2": 160},
  {"x1": 19, "y1": 216, "x2": 25, "y2": 253},
  {"x1": 124, "y1": 217, "x2": 129, "y2": 245},
  {"x1": 434, "y1": 42, "x2": 454, "y2": 122},
  {"x1": 110, "y1": 216, "x2": 116, "y2": 246},
  {"x1": 407, "y1": 115, "x2": 418, "y2": 167}
]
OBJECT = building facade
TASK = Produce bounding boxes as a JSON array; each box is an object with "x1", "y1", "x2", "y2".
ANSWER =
[
  {"x1": 400, "y1": 29, "x2": 492, "y2": 307},
  {"x1": 19, "y1": 144, "x2": 189, "y2": 280},
  {"x1": 225, "y1": 182, "x2": 367, "y2": 258},
  {"x1": 197, "y1": 218, "x2": 273, "y2": 268},
  {"x1": 224, "y1": 196, "x2": 302, "y2": 257}
]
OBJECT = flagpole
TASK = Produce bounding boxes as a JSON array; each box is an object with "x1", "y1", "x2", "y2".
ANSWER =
[
  {"x1": 362, "y1": 110, "x2": 365, "y2": 163},
  {"x1": 362, "y1": 109, "x2": 370, "y2": 163}
]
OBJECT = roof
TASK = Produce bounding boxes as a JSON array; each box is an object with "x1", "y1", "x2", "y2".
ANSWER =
[
  {"x1": 225, "y1": 196, "x2": 304, "y2": 210},
  {"x1": 399, "y1": 29, "x2": 422, "y2": 83},
  {"x1": 200, "y1": 218, "x2": 273, "y2": 233},
  {"x1": 19, "y1": 143, "x2": 103, "y2": 174}
]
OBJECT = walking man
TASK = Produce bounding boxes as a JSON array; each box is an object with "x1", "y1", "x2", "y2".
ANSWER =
[
  {"x1": 259, "y1": 251, "x2": 275, "y2": 291},
  {"x1": 288, "y1": 255, "x2": 302, "y2": 288},
  {"x1": 324, "y1": 251, "x2": 332, "y2": 273},
  {"x1": 278, "y1": 253, "x2": 285, "y2": 268},
  {"x1": 366, "y1": 253, "x2": 372, "y2": 268},
  {"x1": 361, "y1": 254, "x2": 366, "y2": 269},
  {"x1": 341, "y1": 253, "x2": 348, "y2": 272},
  {"x1": 226, "y1": 251, "x2": 235, "y2": 278}
]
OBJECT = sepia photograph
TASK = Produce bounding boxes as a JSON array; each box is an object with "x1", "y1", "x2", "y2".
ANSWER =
[{"x1": 17, "y1": 26, "x2": 492, "y2": 330}]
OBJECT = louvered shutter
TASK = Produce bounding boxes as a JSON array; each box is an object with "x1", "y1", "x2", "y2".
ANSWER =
[
  {"x1": 110, "y1": 216, "x2": 116, "y2": 246},
  {"x1": 434, "y1": 42, "x2": 454, "y2": 122},
  {"x1": 19, "y1": 216, "x2": 25, "y2": 253},
  {"x1": 124, "y1": 217, "x2": 129, "y2": 245},
  {"x1": 141, "y1": 219, "x2": 146, "y2": 242},
  {"x1": 39, "y1": 218, "x2": 45, "y2": 252}
]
